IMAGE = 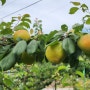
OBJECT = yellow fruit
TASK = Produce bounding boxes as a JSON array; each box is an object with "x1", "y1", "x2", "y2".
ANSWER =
[
  {"x1": 21, "y1": 52, "x2": 35, "y2": 65},
  {"x1": 77, "y1": 34, "x2": 90, "y2": 55},
  {"x1": 45, "y1": 42, "x2": 66, "y2": 64},
  {"x1": 13, "y1": 30, "x2": 30, "y2": 41}
]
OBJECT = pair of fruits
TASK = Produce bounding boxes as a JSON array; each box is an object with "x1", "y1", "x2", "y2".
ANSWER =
[
  {"x1": 13, "y1": 30, "x2": 64, "y2": 64},
  {"x1": 45, "y1": 34, "x2": 90, "y2": 64}
]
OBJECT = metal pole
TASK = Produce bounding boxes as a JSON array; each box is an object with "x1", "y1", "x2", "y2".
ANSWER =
[{"x1": 54, "y1": 80, "x2": 57, "y2": 90}]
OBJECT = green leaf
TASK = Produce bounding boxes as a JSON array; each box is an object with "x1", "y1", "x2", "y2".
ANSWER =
[
  {"x1": 0, "y1": 72, "x2": 3, "y2": 83},
  {"x1": 3, "y1": 78, "x2": 14, "y2": 87},
  {"x1": 47, "y1": 40, "x2": 59, "y2": 46},
  {"x1": 1, "y1": 0, "x2": 6, "y2": 5},
  {"x1": 39, "y1": 24, "x2": 42, "y2": 30},
  {"x1": 70, "y1": 34, "x2": 79, "y2": 42},
  {"x1": 75, "y1": 70, "x2": 84, "y2": 78},
  {"x1": 38, "y1": 40, "x2": 45, "y2": 52},
  {"x1": 0, "y1": 85, "x2": 3, "y2": 90},
  {"x1": 21, "y1": 19, "x2": 31, "y2": 23},
  {"x1": 58, "y1": 65, "x2": 67, "y2": 71},
  {"x1": 23, "y1": 14, "x2": 30, "y2": 17},
  {"x1": 0, "y1": 28, "x2": 13, "y2": 35},
  {"x1": 54, "y1": 30, "x2": 64, "y2": 37},
  {"x1": 0, "y1": 22, "x2": 6, "y2": 26},
  {"x1": 11, "y1": 18, "x2": 17, "y2": 23},
  {"x1": 82, "y1": 15, "x2": 90, "y2": 23},
  {"x1": 38, "y1": 20, "x2": 42, "y2": 23},
  {"x1": 14, "y1": 25, "x2": 27, "y2": 31},
  {"x1": 62, "y1": 38, "x2": 75, "y2": 54},
  {"x1": 22, "y1": 14, "x2": 30, "y2": 20},
  {"x1": 33, "y1": 23, "x2": 38, "y2": 28},
  {"x1": 0, "y1": 45, "x2": 11, "y2": 60},
  {"x1": 0, "y1": 22, "x2": 12, "y2": 35},
  {"x1": 69, "y1": 7, "x2": 79, "y2": 14},
  {"x1": 86, "y1": 18, "x2": 90, "y2": 24},
  {"x1": 20, "y1": 22, "x2": 30, "y2": 28},
  {"x1": 62, "y1": 82, "x2": 71, "y2": 87},
  {"x1": 27, "y1": 40, "x2": 38, "y2": 54},
  {"x1": 12, "y1": 40, "x2": 27, "y2": 55},
  {"x1": 0, "y1": 22, "x2": 6, "y2": 30},
  {"x1": 0, "y1": 72, "x2": 3, "y2": 79},
  {"x1": 81, "y1": 4, "x2": 88, "y2": 12},
  {"x1": 61, "y1": 24, "x2": 68, "y2": 32},
  {"x1": 71, "y1": 2, "x2": 80, "y2": 6},
  {"x1": 72, "y1": 23, "x2": 84, "y2": 32},
  {"x1": 46, "y1": 30, "x2": 58, "y2": 43},
  {"x1": 0, "y1": 52, "x2": 16, "y2": 71},
  {"x1": 37, "y1": 34, "x2": 47, "y2": 42},
  {"x1": 6, "y1": 22, "x2": 12, "y2": 28}
]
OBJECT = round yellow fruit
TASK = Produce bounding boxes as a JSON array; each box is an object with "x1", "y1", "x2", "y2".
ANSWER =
[
  {"x1": 45, "y1": 42, "x2": 66, "y2": 64},
  {"x1": 21, "y1": 52, "x2": 35, "y2": 65},
  {"x1": 77, "y1": 34, "x2": 90, "y2": 55},
  {"x1": 13, "y1": 30, "x2": 30, "y2": 41}
]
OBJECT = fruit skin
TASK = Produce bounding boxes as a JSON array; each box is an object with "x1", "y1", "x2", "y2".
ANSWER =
[
  {"x1": 45, "y1": 42, "x2": 66, "y2": 64},
  {"x1": 13, "y1": 30, "x2": 30, "y2": 41},
  {"x1": 21, "y1": 52, "x2": 35, "y2": 65},
  {"x1": 77, "y1": 34, "x2": 90, "y2": 55}
]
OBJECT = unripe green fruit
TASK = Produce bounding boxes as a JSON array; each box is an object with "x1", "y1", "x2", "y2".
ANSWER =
[{"x1": 21, "y1": 52, "x2": 35, "y2": 65}]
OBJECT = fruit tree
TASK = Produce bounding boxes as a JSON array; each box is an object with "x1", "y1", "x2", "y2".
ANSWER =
[{"x1": 0, "y1": 1, "x2": 90, "y2": 90}]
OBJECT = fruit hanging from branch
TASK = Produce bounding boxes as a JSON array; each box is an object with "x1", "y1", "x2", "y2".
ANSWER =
[
  {"x1": 45, "y1": 42, "x2": 66, "y2": 64},
  {"x1": 13, "y1": 30, "x2": 30, "y2": 41},
  {"x1": 21, "y1": 52, "x2": 35, "y2": 65},
  {"x1": 77, "y1": 34, "x2": 90, "y2": 55}
]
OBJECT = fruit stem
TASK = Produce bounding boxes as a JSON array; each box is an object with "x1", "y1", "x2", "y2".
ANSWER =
[{"x1": 54, "y1": 79, "x2": 57, "y2": 90}]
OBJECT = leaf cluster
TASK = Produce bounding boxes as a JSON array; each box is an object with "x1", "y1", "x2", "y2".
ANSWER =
[
  {"x1": 69, "y1": 1, "x2": 90, "y2": 25},
  {"x1": 0, "y1": 0, "x2": 6, "y2": 5},
  {"x1": 12, "y1": 14, "x2": 31, "y2": 31}
]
